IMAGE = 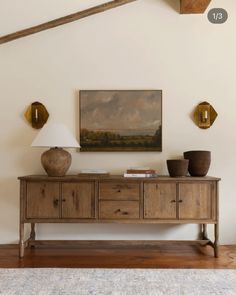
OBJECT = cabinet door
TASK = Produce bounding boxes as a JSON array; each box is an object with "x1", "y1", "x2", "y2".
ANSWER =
[
  {"x1": 26, "y1": 182, "x2": 60, "y2": 219},
  {"x1": 144, "y1": 183, "x2": 177, "y2": 219},
  {"x1": 62, "y1": 182, "x2": 95, "y2": 219},
  {"x1": 179, "y1": 183, "x2": 213, "y2": 220}
]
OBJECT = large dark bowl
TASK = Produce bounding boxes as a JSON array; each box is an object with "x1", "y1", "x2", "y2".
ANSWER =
[
  {"x1": 184, "y1": 150, "x2": 211, "y2": 177},
  {"x1": 167, "y1": 159, "x2": 189, "y2": 177}
]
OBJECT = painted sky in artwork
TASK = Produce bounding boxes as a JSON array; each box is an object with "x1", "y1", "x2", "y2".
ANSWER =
[{"x1": 80, "y1": 91, "x2": 162, "y2": 135}]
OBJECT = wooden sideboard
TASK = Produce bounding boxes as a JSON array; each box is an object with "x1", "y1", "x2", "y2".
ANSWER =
[{"x1": 18, "y1": 175, "x2": 220, "y2": 258}]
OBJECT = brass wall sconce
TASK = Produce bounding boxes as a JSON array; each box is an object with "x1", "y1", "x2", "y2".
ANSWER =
[
  {"x1": 24, "y1": 101, "x2": 49, "y2": 129},
  {"x1": 194, "y1": 101, "x2": 217, "y2": 129}
]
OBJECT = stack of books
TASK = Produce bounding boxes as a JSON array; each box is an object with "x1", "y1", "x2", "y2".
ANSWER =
[{"x1": 124, "y1": 167, "x2": 158, "y2": 178}]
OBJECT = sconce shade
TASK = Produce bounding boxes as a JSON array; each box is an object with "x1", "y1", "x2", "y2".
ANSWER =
[
  {"x1": 31, "y1": 123, "x2": 80, "y2": 177},
  {"x1": 31, "y1": 123, "x2": 80, "y2": 148}
]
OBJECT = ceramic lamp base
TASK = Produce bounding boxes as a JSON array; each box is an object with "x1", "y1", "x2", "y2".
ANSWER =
[{"x1": 41, "y1": 147, "x2": 71, "y2": 177}]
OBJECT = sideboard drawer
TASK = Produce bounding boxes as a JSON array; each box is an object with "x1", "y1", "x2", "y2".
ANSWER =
[
  {"x1": 99, "y1": 201, "x2": 140, "y2": 219},
  {"x1": 99, "y1": 182, "x2": 140, "y2": 201}
]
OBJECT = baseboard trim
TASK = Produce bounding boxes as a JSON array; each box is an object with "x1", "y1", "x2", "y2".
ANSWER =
[{"x1": 0, "y1": 244, "x2": 18, "y2": 248}]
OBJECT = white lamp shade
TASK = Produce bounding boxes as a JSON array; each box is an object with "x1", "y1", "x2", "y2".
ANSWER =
[{"x1": 31, "y1": 123, "x2": 80, "y2": 148}]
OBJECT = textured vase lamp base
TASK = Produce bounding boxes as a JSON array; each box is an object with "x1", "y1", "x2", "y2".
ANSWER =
[{"x1": 41, "y1": 147, "x2": 72, "y2": 177}]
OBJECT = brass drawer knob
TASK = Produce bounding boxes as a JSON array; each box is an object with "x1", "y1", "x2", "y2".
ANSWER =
[{"x1": 53, "y1": 199, "x2": 59, "y2": 206}]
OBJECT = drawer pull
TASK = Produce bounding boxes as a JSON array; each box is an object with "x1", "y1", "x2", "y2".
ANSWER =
[
  {"x1": 62, "y1": 199, "x2": 66, "y2": 202},
  {"x1": 179, "y1": 200, "x2": 183, "y2": 203},
  {"x1": 112, "y1": 185, "x2": 131, "y2": 190},
  {"x1": 122, "y1": 212, "x2": 128, "y2": 215},
  {"x1": 53, "y1": 199, "x2": 59, "y2": 206},
  {"x1": 170, "y1": 200, "x2": 176, "y2": 203},
  {"x1": 117, "y1": 190, "x2": 121, "y2": 193},
  {"x1": 115, "y1": 209, "x2": 121, "y2": 214}
]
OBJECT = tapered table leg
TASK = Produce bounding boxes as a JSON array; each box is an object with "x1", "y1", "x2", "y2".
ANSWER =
[
  {"x1": 30, "y1": 223, "x2": 36, "y2": 240},
  {"x1": 203, "y1": 224, "x2": 208, "y2": 240},
  {"x1": 30, "y1": 223, "x2": 36, "y2": 247},
  {"x1": 214, "y1": 223, "x2": 219, "y2": 258},
  {"x1": 19, "y1": 223, "x2": 25, "y2": 258},
  {"x1": 199, "y1": 224, "x2": 208, "y2": 240},
  {"x1": 199, "y1": 224, "x2": 203, "y2": 239}
]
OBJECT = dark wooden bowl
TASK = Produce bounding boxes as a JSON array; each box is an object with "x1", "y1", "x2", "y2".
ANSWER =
[
  {"x1": 183, "y1": 150, "x2": 211, "y2": 176},
  {"x1": 167, "y1": 159, "x2": 189, "y2": 177}
]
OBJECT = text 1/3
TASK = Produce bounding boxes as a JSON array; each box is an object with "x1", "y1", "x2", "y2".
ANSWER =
[{"x1": 208, "y1": 8, "x2": 228, "y2": 24}]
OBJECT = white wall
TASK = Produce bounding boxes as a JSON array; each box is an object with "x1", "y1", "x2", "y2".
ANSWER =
[{"x1": 0, "y1": 0, "x2": 236, "y2": 244}]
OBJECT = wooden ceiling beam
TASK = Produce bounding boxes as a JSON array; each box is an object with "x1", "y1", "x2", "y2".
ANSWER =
[
  {"x1": 0, "y1": 0, "x2": 137, "y2": 45},
  {"x1": 180, "y1": 0, "x2": 212, "y2": 14},
  {"x1": 0, "y1": 0, "x2": 213, "y2": 45}
]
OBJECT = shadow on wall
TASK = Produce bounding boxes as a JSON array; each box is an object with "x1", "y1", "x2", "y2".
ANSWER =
[
  {"x1": 0, "y1": 177, "x2": 20, "y2": 243},
  {"x1": 36, "y1": 223, "x2": 198, "y2": 241},
  {"x1": 159, "y1": 0, "x2": 180, "y2": 13},
  {"x1": 7, "y1": 125, "x2": 35, "y2": 149},
  {"x1": 75, "y1": 90, "x2": 80, "y2": 145},
  {"x1": 6, "y1": 126, "x2": 43, "y2": 173}
]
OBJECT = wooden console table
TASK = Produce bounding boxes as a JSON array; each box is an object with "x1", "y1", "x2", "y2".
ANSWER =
[{"x1": 18, "y1": 175, "x2": 220, "y2": 258}]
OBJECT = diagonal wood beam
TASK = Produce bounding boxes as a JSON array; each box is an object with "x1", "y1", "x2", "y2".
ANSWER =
[
  {"x1": 0, "y1": 0, "x2": 137, "y2": 45},
  {"x1": 180, "y1": 0, "x2": 212, "y2": 14}
]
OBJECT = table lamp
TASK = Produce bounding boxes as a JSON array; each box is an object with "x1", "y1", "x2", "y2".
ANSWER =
[{"x1": 31, "y1": 122, "x2": 80, "y2": 176}]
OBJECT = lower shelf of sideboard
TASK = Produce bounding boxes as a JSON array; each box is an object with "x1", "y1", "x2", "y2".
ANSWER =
[{"x1": 23, "y1": 219, "x2": 217, "y2": 224}]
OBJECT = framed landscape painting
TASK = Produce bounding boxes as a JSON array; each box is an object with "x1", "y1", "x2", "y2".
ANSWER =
[{"x1": 79, "y1": 90, "x2": 162, "y2": 152}]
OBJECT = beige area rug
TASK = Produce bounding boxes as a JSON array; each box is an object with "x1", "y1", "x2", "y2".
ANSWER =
[{"x1": 0, "y1": 269, "x2": 236, "y2": 295}]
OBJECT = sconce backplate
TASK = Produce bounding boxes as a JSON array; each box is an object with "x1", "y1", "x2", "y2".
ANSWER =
[
  {"x1": 194, "y1": 101, "x2": 218, "y2": 129},
  {"x1": 24, "y1": 101, "x2": 49, "y2": 129}
]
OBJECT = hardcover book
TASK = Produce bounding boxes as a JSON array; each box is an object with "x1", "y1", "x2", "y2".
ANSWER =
[{"x1": 124, "y1": 173, "x2": 158, "y2": 178}]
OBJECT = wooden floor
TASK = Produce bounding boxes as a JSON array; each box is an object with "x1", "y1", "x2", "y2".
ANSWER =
[{"x1": 0, "y1": 243, "x2": 236, "y2": 268}]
